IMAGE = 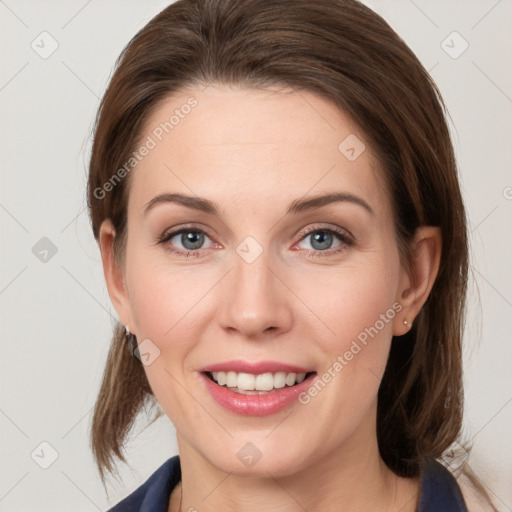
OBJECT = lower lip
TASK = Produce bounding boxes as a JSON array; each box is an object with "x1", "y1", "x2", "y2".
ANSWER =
[{"x1": 200, "y1": 372, "x2": 316, "y2": 416}]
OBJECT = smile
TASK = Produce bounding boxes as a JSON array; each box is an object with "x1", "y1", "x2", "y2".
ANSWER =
[{"x1": 199, "y1": 361, "x2": 317, "y2": 416}]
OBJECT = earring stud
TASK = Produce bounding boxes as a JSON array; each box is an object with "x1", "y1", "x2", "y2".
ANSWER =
[{"x1": 125, "y1": 324, "x2": 138, "y2": 353}]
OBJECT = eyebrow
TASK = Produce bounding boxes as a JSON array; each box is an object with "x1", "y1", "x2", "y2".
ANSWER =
[{"x1": 143, "y1": 191, "x2": 374, "y2": 217}]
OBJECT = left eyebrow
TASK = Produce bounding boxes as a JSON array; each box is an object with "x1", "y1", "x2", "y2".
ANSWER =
[
  {"x1": 142, "y1": 191, "x2": 373, "y2": 217},
  {"x1": 286, "y1": 192, "x2": 374, "y2": 216}
]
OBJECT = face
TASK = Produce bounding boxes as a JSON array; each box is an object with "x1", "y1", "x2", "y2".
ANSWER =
[{"x1": 106, "y1": 84, "x2": 411, "y2": 477}]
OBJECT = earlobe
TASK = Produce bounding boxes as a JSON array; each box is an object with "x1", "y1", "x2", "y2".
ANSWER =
[
  {"x1": 393, "y1": 226, "x2": 442, "y2": 336},
  {"x1": 98, "y1": 219, "x2": 133, "y2": 329}
]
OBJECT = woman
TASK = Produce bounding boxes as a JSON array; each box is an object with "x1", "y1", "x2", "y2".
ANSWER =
[{"x1": 87, "y1": 0, "x2": 496, "y2": 510}]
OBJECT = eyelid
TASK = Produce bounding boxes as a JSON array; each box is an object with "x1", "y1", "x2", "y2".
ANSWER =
[
  {"x1": 159, "y1": 223, "x2": 214, "y2": 240},
  {"x1": 295, "y1": 223, "x2": 355, "y2": 243}
]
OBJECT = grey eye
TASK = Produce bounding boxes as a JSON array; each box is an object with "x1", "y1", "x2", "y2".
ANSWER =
[
  {"x1": 176, "y1": 231, "x2": 206, "y2": 250},
  {"x1": 308, "y1": 231, "x2": 334, "y2": 251}
]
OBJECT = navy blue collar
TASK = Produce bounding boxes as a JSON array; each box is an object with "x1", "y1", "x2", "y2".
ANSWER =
[
  {"x1": 108, "y1": 455, "x2": 468, "y2": 511},
  {"x1": 417, "y1": 457, "x2": 468, "y2": 511}
]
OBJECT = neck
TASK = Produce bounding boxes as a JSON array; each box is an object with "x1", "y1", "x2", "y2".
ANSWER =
[{"x1": 171, "y1": 416, "x2": 419, "y2": 512}]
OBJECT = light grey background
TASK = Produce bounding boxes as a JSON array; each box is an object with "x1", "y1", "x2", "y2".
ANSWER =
[{"x1": 0, "y1": 0, "x2": 511, "y2": 510}]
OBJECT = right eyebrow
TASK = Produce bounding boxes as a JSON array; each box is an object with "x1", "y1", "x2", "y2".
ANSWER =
[{"x1": 143, "y1": 193, "x2": 220, "y2": 216}]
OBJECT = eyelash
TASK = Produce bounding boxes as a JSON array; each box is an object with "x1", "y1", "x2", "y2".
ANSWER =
[{"x1": 157, "y1": 224, "x2": 355, "y2": 259}]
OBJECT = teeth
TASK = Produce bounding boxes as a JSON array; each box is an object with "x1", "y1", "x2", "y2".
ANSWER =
[
  {"x1": 274, "y1": 371, "x2": 286, "y2": 389},
  {"x1": 238, "y1": 373, "x2": 255, "y2": 390},
  {"x1": 285, "y1": 373, "x2": 296, "y2": 386},
  {"x1": 210, "y1": 371, "x2": 308, "y2": 391},
  {"x1": 226, "y1": 371, "x2": 238, "y2": 387},
  {"x1": 255, "y1": 373, "x2": 274, "y2": 391}
]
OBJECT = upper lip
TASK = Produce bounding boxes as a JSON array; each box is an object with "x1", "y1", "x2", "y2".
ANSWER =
[{"x1": 199, "y1": 360, "x2": 314, "y2": 374}]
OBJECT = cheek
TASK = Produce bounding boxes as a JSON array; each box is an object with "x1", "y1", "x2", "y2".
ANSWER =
[
  {"x1": 296, "y1": 254, "x2": 401, "y2": 412},
  {"x1": 293, "y1": 262, "x2": 401, "y2": 441},
  {"x1": 125, "y1": 241, "x2": 207, "y2": 342},
  {"x1": 124, "y1": 250, "x2": 216, "y2": 402},
  {"x1": 128, "y1": 274, "x2": 180, "y2": 342},
  {"x1": 124, "y1": 256, "x2": 208, "y2": 422},
  {"x1": 299, "y1": 257, "x2": 400, "y2": 352}
]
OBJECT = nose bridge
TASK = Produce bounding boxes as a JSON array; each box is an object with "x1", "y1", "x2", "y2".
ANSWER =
[{"x1": 218, "y1": 236, "x2": 292, "y2": 337}]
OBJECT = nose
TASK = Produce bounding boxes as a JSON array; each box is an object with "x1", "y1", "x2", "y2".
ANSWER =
[{"x1": 217, "y1": 245, "x2": 293, "y2": 340}]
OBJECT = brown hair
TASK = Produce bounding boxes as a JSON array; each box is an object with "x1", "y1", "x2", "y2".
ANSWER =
[{"x1": 87, "y1": 0, "x2": 491, "y2": 504}]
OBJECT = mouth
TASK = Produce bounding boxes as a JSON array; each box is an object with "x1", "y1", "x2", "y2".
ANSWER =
[
  {"x1": 203, "y1": 370, "x2": 316, "y2": 395},
  {"x1": 199, "y1": 362, "x2": 317, "y2": 416}
]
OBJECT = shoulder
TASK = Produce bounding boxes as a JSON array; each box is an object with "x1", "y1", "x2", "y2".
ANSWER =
[
  {"x1": 107, "y1": 456, "x2": 181, "y2": 512},
  {"x1": 456, "y1": 471, "x2": 497, "y2": 512},
  {"x1": 420, "y1": 458, "x2": 497, "y2": 512},
  {"x1": 418, "y1": 457, "x2": 468, "y2": 511}
]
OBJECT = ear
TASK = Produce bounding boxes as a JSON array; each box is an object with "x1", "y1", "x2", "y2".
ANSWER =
[
  {"x1": 98, "y1": 219, "x2": 134, "y2": 331},
  {"x1": 393, "y1": 226, "x2": 442, "y2": 336}
]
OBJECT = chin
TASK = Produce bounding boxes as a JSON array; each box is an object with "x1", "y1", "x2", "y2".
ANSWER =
[{"x1": 193, "y1": 433, "x2": 314, "y2": 479}]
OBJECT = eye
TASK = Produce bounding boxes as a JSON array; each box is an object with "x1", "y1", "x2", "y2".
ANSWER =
[
  {"x1": 158, "y1": 226, "x2": 215, "y2": 258},
  {"x1": 295, "y1": 226, "x2": 354, "y2": 257}
]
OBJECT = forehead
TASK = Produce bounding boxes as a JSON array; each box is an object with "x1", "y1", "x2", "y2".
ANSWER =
[{"x1": 129, "y1": 84, "x2": 390, "y2": 219}]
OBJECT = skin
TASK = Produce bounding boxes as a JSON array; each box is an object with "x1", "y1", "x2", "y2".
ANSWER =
[{"x1": 99, "y1": 84, "x2": 441, "y2": 512}]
